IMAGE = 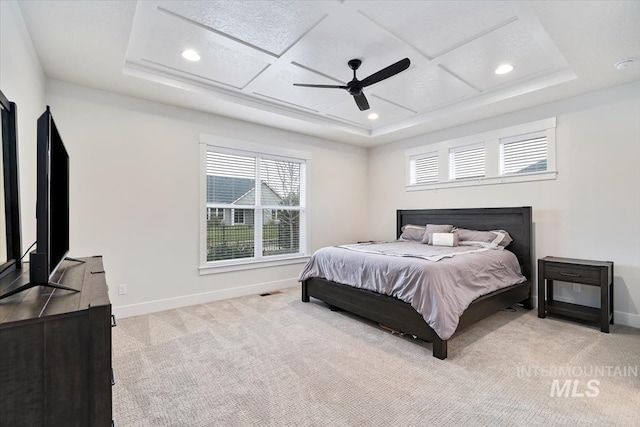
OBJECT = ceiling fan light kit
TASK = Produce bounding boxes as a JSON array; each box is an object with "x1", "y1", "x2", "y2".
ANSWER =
[{"x1": 293, "y1": 57, "x2": 411, "y2": 111}]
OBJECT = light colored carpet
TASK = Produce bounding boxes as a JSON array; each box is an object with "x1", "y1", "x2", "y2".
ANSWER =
[{"x1": 112, "y1": 287, "x2": 640, "y2": 426}]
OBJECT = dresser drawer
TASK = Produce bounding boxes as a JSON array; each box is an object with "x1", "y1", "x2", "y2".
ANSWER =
[{"x1": 544, "y1": 262, "x2": 602, "y2": 286}]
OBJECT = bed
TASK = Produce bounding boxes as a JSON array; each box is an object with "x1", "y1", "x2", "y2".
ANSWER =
[{"x1": 300, "y1": 207, "x2": 533, "y2": 360}]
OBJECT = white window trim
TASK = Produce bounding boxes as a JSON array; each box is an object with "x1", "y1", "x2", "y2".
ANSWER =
[
  {"x1": 198, "y1": 255, "x2": 311, "y2": 275},
  {"x1": 199, "y1": 134, "x2": 311, "y2": 274},
  {"x1": 405, "y1": 117, "x2": 557, "y2": 191}
]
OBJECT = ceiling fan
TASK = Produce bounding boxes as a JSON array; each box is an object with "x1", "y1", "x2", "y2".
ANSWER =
[{"x1": 293, "y1": 58, "x2": 411, "y2": 111}]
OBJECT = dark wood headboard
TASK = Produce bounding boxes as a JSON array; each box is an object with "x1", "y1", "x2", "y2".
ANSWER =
[{"x1": 397, "y1": 207, "x2": 533, "y2": 280}]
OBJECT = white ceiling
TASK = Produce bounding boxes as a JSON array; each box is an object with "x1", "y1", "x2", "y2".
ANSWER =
[{"x1": 17, "y1": 0, "x2": 640, "y2": 147}]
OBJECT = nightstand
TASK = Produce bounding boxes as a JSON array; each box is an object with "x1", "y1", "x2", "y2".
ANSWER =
[{"x1": 538, "y1": 256, "x2": 614, "y2": 332}]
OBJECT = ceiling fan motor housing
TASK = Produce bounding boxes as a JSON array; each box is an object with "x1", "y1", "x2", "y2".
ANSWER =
[
  {"x1": 348, "y1": 59, "x2": 362, "y2": 70},
  {"x1": 347, "y1": 82, "x2": 362, "y2": 96}
]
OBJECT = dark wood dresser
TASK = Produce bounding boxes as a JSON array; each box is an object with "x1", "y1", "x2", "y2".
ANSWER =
[{"x1": 0, "y1": 256, "x2": 113, "y2": 426}]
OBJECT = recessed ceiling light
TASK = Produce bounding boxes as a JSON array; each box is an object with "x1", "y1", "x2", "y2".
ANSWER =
[
  {"x1": 181, "y1": 49, "x2": 201, "y2": 62},
  {"x1": 495, "y1": 64, "x2": 514, "y2": 75},
  {"x1": 614, "y1": 59, "x2": 636, "y2": 70},
  {"x1": 368, "y1": 113, "x2": 379, "y2": 120}
]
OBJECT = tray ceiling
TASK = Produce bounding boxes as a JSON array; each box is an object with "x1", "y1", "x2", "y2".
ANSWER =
[
  {"x1": 123, "y1": 0, "x2": 575, "y2": 137},
  {"x1": 17, "y1": 1, "x2": 640, "y2": 146}
]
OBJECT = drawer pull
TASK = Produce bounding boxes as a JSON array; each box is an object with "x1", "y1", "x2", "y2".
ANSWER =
[
  {"x1": 560, "y1": 272, "x2": 581, "y2": 278},
  {"x1": 111, "y1": 314, "x2": 117, "y2": 327},
  {"x1": 111, "y1": 368, "x2": 116, "y2": 386}
]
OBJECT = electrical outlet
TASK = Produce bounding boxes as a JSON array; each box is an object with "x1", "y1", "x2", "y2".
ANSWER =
[
  {"x1": 118, "y1": 284, "x2": 128, "y2": 295},
  {"x1": 573, "y1": 283, "x2": 581, "y2": 293}
]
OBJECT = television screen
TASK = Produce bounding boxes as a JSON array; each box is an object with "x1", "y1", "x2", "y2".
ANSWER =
[
  {"x1": 0, "y1": 89, "x2": 22, "y2": 275},
  {"x1": 48, "y1": 114, "x2": 69, "y2": 276}
]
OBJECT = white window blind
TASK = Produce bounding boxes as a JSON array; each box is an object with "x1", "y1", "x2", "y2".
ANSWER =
[
  {"x1": 450, "y1": 144, "x2": 485, "y2": 180},
  {"x1": 205, "y1": 148, "x2": 306, "y2": 263},
  {"x1": 500, "y1": 133, "x2": 548, "y2": 175},
  {"x1": 410, "y1": 153, "x2": 438, "y2": 184},
  {"x1": 206, "y1": 152, "x2": 255, "y2": 206},
  {"x1": 259, "y1": 158, "x2": 304, "y2": 258}
]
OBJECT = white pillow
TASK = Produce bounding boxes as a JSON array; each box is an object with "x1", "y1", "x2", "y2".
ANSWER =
[{"x1": 428, "y1": 233, "x2": 459, "y2": 247}]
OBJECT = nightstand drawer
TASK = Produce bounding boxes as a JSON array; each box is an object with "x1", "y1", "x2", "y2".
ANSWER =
[{"x1": 544, "y1": 262, "x2": 602, "y2": 285}]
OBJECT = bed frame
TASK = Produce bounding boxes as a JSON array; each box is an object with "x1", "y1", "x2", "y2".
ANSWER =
[{"x1": 301, "y1": 206, "x2": 533, "y2": 360}]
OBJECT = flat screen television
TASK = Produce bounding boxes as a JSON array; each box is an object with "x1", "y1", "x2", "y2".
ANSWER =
[
  {"x1": 30, "y1": 106, "x2": 72, "y2": 283},
  {"x1": 0, "y1": 89, "x2": 22, "y2": 277},
  {"x1": 0, "y1": 106, "x2": 80, "y2": 300}
]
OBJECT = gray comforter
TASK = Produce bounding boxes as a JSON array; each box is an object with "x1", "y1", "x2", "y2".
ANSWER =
[{"x1": 298, "y1": 241, "x2": 526, "y2": 340}]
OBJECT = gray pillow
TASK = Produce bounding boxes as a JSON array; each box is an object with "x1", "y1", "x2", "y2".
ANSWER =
[
  {"x1": 421, "y1": 224, "x2": 454, "y2": 244},
  {"x1": 399, "y1": 224, "x2": 425, "y2": 241},
  {"x1": 454, "y1": 228, "x2": 513, "y2": 247}
]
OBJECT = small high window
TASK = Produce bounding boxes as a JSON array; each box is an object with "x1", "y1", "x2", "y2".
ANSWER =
[
  {"x1": 406, "y1": 118, "x2": 557, "y2": 191},
  {"x1": 449, "y1": 144, "x2": 485, "y2": 180}
]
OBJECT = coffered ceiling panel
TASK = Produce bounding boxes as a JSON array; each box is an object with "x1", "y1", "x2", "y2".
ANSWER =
[
  {"x1": 291, "y1": 13, "x2": 416, "y2": 83},
  {"x1": 372, "y1": 66, "x2": 478, "y2": 113},
  {"x1": 142, "y1": 11, "x2": 270, "y2": 89},
  {"x1": 252, "y1": 65, "x2": 349, "y2": 112},
  {"x1": 440, "y1": 20, "x2": 557, "y2": 91},
  {"x1": 159, "y1": 0, "x2": 330, "y2": 56},
  {"x1": 358, "y1": 1, "x2": 519, "y2": 59}
]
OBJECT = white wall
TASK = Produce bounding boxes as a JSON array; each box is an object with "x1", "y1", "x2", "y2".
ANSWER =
[
  {"x1": 368, "y1": 82, "x2": 640, "y2": 328},
  {"x1": 0, "y1": 0, "x2": 46, "y2": 248},
  {"x1": 45, "y1": 80, "x2": 369, "y2": 316}
]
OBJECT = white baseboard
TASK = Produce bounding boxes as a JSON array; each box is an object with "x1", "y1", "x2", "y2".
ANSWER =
[
  {"x1": 113, "y1": 278, "x2": 299, "y2": 319},
  {"x1": 114, "y1": 286, "x2": 640, "y2": 329},
  {"x1": 612, "y1": 311, "x2": 640, "y2": 329}
]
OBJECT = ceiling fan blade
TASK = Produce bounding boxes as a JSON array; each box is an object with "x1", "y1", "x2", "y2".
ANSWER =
[
  {"x1": 293, "y1": 83, "x2": 347, "y2": 89},
  {"x1": 360, "y1": 58, "x2": 410, "y2": 88},
  {"x1": 353, "y1": 92, "x2": 370, "y2": 111}
]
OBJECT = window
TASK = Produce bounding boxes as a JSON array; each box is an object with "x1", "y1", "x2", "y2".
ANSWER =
[
  {"x1": 207, "y1": 208, "x2": 223, "y2": 222},
  {"x1": 201, "y1": 138, "x2": 308, "y2": 269},
  {"x1": 500, "y1": 132, "x2": 547, "y2": 175},
  {"x1": 409, "y1": 153, "x2": 438, "y2": 184},
  {"x1": 233, "y1": 209, "x2": 245, "y2": 225},
  {"x1": 449, "y1": 144, "x2": 485, "y2": 180},
  {"x1": 406, "y1": 117, "x2": 556, "y2": 191}
]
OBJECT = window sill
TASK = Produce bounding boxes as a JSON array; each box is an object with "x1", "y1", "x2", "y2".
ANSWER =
[
  {"x1": 199, "y1": 254, "x2": 310, "y2": 275},
  {"x1": 406, "y1": 170, "x2": 557, "y2": 192}
]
